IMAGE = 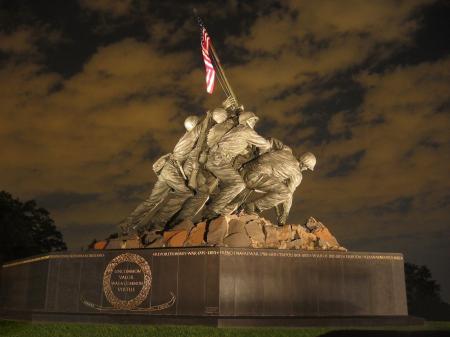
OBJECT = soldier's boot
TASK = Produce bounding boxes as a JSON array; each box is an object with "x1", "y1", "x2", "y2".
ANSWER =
[
  {"x1": 276, "y1": 208, "x2": 289, "y2": 226},
  {"x1": 171, "y1": 192, "x2": 209, "y2": 224},
  {"x1": 275, "y1": 204, "x2": 285, "y2": 226},
  {"x1": 243, "y1": 202, "x2": 258, "y2": 215},
  {"x1": 200, "y1": 207, "x2": 220, "y2": 221},
  {"x1": 118, "y1": 217, "x2": 131, "y2": 236}
]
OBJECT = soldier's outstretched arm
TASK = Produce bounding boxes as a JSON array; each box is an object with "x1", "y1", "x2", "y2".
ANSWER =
[
  {"x1": 287, "y1": 173, "x2": 302, "y2": 193},
  {"x1": 268, "y1": 137, "x2": 286, "y2": 151},
  {"x1": 246, "y1": 128, "x2": 271, "y2": 152}
]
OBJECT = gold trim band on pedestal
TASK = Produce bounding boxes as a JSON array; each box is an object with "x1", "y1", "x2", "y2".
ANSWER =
[{"x1": 2, "y1": 253, "x2": 105, "y2": 268}]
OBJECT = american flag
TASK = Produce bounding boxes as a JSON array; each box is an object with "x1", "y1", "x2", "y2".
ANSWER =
[{"x1": 201, "y1": 27, "x2": 216, "y2": 94}]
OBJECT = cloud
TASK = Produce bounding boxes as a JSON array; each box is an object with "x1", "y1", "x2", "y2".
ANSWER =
[
  {"x1": 231, "y1": 0, "x2": 430, "y2": 54},
  {"x1": 222, "y1": 0, "x2": 432, "y2": 130},
  {"x1": 36, "y1": 191, "x2": 100, "y2": 210},
  {"x1": 0, "y1": 35, "x2": 202, "y2": 211},
  {"x1": 288, "y1": 0, "x2": 429, "y2": 43},
  {"x1": 326, "y1": 150, "x2": 366, "y2": 177},
  {"x1": 299, "y1": 57, "x2": 450, "y2": 238},
  {"x1": 0, "y1": 28, "x2": 36, "y2": 54},
  {"x1": 369, "y1": 196, "x2": 414, "y2": 215},
  {"x1": 79, "y1": 0, "x2": 134, "y2": 17},
  {"x1": 0, "y1": 26, "x2": 63, "y2": 56}
]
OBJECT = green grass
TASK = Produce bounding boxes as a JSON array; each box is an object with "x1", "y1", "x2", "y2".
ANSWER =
[{"x1": 0, "y1": 320, "x2": 449, "y2": 337}]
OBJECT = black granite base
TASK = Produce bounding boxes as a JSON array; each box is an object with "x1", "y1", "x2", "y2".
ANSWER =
[
  {"x1": 0, "y1": 248, "x2": 420, "y2": 326},
  {"x1": 0, "y1": 311, "x2": 424, "y2": 327}
]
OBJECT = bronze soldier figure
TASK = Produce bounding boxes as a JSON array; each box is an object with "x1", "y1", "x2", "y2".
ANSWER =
[
  {"x1": 171, "y1": 108, "x2": 235, "y2": 223},
  {"x1": 203, "y1": 111, "x2": 271, "y2": 218},
  {"x1": 243, "y1": 147, "x2": 316, "y2": 225},
  {"x1": 119, "y1": 115, "x2": 201, "y2": 233}
]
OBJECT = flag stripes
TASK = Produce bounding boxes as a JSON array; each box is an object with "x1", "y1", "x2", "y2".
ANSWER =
[{"x1": 201, "y1": 27, "x2": 216, "y2": 94}]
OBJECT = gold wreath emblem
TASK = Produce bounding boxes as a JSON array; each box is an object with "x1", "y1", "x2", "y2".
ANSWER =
[
  {"x1": 102, "y1": 253, "x2": 152, "y2": 310},
  {"x1": 81, "y1": 252, "x2": 175, "y2": 312}
]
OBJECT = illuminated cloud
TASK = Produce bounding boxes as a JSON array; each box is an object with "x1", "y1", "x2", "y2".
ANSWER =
[
  {"x1": 0, "y1": 28, "x2": 37, "y2": 54},
  {"x1": 79, "y1": 0, "x2": 134, "y2": 17},
  {"x1": 0, "y1": 25, "x2": 63, "y2": 56},
  {"x1": 0, "y1": 36, "x2": 198, "y2": 209}
]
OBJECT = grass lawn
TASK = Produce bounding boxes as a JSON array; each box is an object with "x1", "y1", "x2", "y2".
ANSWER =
[{"x1": 0, "y1": 320, "x2": 449, "y2": 337}]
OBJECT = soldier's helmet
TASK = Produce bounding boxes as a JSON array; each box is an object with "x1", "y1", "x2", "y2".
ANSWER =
[
  {"x1": 299, "y1": 152, "x2": 317, "y2": 171},
  {"x1": 238, "y1": 111, "x2": 259, "y2": 127},
  {"x1": 184, "y1": 115, "x2": 200, "y2": 131},
  {"x1": 212, "y1": 108, "x2": 228, "y2": 124}
]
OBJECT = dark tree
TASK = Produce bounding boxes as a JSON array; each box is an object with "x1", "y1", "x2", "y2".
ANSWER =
[
  {"x1": 405, "y1": 262, "x2": 450, "y2": 321},
  {"x1": 0, "y1": 191, "x2": 67, "y2": 262}
]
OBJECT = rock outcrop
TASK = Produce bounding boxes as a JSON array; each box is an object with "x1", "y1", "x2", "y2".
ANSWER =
[{"x1": 96, "y1": 214, "x2": 346, "y2": 251}]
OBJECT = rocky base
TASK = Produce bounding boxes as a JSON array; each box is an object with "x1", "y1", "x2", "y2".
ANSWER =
[{"x1": 96, "y1": 214, "x2": 346, "y2": 251}]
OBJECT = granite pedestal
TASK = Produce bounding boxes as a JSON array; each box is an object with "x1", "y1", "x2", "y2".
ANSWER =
[{"x1": 0, "y1": 248, "x2": 422, "y2": 326}]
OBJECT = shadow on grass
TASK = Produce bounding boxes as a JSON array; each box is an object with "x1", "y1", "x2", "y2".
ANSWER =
[{"x1": 319, "y1": 331, "x2": 449, "y2": 337}]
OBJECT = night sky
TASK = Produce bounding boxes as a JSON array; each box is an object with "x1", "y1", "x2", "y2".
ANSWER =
[{"x1": 1, "y1": 1, "x2": 449, "y2": 300}]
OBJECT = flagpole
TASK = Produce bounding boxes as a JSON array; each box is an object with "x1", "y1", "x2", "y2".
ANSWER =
[
  {"x1": 209, "y1": 43, "x2": 239, "y2": 107},
  {"x1": 210, "y1": 51, "x2": 230, "y2": 97}
]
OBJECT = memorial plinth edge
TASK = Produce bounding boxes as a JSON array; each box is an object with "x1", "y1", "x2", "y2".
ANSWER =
[{"x1": 0, "y1": 247, "x2": 422, "y2": 327}]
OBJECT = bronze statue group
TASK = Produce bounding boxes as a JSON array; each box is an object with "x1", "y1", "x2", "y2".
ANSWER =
[{"x1": 120, "y1": 102, "x2": 316, "y2": 235}]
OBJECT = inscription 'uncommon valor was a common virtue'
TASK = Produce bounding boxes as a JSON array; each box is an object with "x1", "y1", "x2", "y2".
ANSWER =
[{"x1": 81, "y1": 253, "x2": 175, "y2": 312}]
